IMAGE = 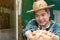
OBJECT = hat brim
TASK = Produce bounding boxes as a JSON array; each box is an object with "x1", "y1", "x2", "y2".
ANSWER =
[{"x1": 26, "y1": 5, "x2": 54, "y2": 13}]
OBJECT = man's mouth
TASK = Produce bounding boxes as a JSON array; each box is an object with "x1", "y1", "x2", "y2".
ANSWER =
[{"x1": 39, "y1": 21, "x2": 44, "y2": 24}]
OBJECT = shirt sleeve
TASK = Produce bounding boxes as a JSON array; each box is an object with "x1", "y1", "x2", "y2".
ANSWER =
[
  {"x1": 53, "y1": 23, "x2": 60, "y2": 37},
  {"x1": 22, "y1": 19, "x2": 35, "y2": 36}
]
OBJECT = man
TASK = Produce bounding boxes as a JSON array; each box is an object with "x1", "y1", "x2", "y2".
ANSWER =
[{"x1": 22, "y1": 0, "x2": 60, "y2": 40}]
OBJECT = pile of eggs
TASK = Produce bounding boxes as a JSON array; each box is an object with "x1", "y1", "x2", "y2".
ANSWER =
[{"x1": 26, "y1": 30, "x2": 54, "y2": 40}]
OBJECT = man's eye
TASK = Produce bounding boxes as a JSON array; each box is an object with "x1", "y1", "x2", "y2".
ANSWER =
[{"x1": 42, "y1": 14, "x2": 45, "y2": 16}]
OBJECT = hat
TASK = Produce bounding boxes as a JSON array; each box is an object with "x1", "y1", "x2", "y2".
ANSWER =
[{"x1": 27, "y1": 0, "x2": 54, "y2": 13}]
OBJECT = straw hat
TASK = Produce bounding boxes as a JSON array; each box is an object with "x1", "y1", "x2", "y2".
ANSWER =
[{"x1": 27, "y1": 0, "x2": 54, "y2": 13}]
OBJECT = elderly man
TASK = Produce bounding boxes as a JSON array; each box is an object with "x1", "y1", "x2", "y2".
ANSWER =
[{"x1": 22, "y1": 0, "x2": 60, "y2": 40}]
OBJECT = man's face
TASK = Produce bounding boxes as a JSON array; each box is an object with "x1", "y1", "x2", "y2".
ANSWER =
[{"x1": 35, "y1": 9, "x2": 50, "y2": 27}]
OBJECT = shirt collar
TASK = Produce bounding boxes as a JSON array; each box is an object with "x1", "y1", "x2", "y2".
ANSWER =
[{"x1": 38, "y1": 21, "x2": 51, "y2": 30}]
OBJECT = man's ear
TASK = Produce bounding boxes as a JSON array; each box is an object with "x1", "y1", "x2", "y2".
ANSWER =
[{"x1": 48, "y1": 11, "x2": 50, "y2": 17}]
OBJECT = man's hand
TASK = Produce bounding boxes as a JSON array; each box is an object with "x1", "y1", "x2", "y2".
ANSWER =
[
  {"x1": 25, "y1": 30, "x2": 36, "y2": 40},
  {"x1": 53, "y1": 34, "x2": 59, "y2": 40},
  {"x1": 25, "y1": 30, "x2": 32, "y2": 37}
]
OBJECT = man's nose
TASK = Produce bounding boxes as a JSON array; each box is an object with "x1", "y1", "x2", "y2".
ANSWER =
[{"x1": 39, "y1": 16, "x2": 43, "y2": 20}]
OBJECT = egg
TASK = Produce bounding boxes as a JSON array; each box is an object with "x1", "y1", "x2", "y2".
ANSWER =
[{"x1": 32, "y1": 31, "x2": 36, "y2": 36}]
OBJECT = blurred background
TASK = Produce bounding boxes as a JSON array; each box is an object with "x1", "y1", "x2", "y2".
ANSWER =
[{"x1": 0, "y1": 0, "x2": 16, "y2": 40}]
